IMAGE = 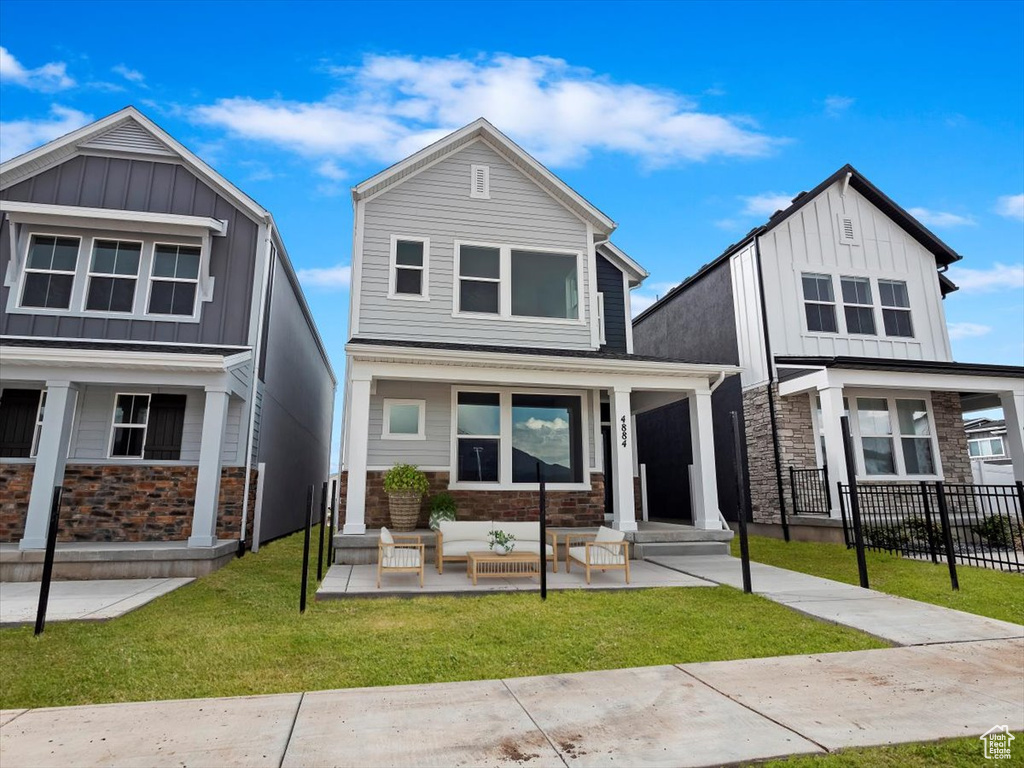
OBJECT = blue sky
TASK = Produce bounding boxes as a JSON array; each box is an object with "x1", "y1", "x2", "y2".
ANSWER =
[{"x1": 2, "y1": 0, "x2": 1022, "y2": 463}]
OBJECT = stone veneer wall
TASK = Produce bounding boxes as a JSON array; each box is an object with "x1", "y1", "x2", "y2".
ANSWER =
[
  {"x1": 0, "y1": 464, "x2": 256, "y2": 544},
  {"x1": 338, "y1": 471, "x2": 606, "y2": 529}
]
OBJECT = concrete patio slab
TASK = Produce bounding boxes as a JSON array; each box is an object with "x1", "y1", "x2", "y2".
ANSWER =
[
  {"x1": 680, "y1": 638, "x2": 1024, "y2": 750},
  {"x1": 0, "y1": 693, "x2": 301, "y2": 767},
  {"x1": 0, "y1": 710, "x2": 26, "y2": 728},
  {"x1": 282, "y1": 679, "x2": 564, "y2": 768},
  {"x1": 502, "y1": 665, "x2": 822, "y2": 767},
  {"x1": 0, "y1": 578, "x2": 193, "y2": 626}
]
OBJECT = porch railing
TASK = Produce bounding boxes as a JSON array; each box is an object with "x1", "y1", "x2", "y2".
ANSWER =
[{"x1": 789, "y1": 466, "x2": 831, "y2": 516}]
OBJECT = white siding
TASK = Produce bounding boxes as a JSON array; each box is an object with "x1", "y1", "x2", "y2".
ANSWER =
[
  {"x1": 759, "y1": 182, "x2": 953, "y2": 362},
  {"x1": 730, "y1": 242, "x2": 769, "y2": 388},
  {"x1": 357, "y1": 140, "x2": 594, "y2": 349}
]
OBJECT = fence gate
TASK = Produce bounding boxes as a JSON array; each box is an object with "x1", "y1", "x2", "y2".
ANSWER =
[{"x1": 789, "y1": 466, "x2": 831, "y2": 516}]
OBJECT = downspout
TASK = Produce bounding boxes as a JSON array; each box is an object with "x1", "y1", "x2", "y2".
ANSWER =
[
  {"x1": 238, "y1": 218, "x2": 276, "y2": 556},
  {"x1": 752, "y1": 233, "x2": 791, "y2": 542}
]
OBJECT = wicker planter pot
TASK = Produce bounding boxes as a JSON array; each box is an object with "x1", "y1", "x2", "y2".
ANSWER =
[{"x1": 387, "y1": 491, "x2": 423, "y2": 532}]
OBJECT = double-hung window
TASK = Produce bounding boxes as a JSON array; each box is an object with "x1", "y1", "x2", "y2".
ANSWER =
[
  {"x1": 149, "y1": 244, "x2": 201, "y2": 316},
  {"x1": 85, "y1": 239, "x2": 141, "y2": 313},
  {"x1": 457, "y1": 245, "x2": 501, "y2": 315},
  {"x1": 801, "y1": 273, "x2": 838, "y2": 333},
  {"x1": 856, "y1": 397, "x2": 897, "y2": 476},
  {"x1": 109, "y1": 393, "x2": 187, "y2": 460},
  {"x1": 840, "y1": 276, "x2": 876, "y2": 335},
  {"x1": 20, "y1": 235, "x2": 80, "y2": 309},
  {"x1": 456, "y1": 392, "x2": 501, "y2": 481},
  {"x1": 389, "y1": 237, "x2": 428, "y2": 299},
  {"x1": 896, "y1": 399, "x2": 935, "y2": 475},
  {"x1": 110, "y1": 394, "x2": 150, "y2": 458},
  {"x1": 853, "y1": 395, "x2": 938, "y2": 477},
  {"x1": 879, "y1": 280, "x2": 914, "y2": 337}
]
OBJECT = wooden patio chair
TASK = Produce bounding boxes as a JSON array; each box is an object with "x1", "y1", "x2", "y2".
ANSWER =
[
  {"x1": 565, "y1": 526, "x2": 630, "y2": 584},
  {"x1": 377, "y1": 527, "x2": 425, "y2": 588}
]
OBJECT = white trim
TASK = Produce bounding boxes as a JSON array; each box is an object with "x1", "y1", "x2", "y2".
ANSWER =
[
  {"x1": 382, "y1": 398, "x2": 426, "y2": 440},
  {"x1": 846, "y1": 389, "x2": 943, "y2": 481},
  {"x1": 469, "y1": 164, "x2": 490, "y2": 199},
  {"x1": 81, "y1": 237, "x2": 143, "y2": 315},
  {"x1": 30, "y1": 388, "x2": 46, "y2": 458},
  {"x1": 0, "y1": 200, "x2": 228, "y2": 236},
  {"x1": 17, "y1": 232, "x2": 81, "y2": 311},
  {"x1": 146, "y1": 241, "x2": 202, "y2": 320},
  {"x1": 968, "y1": 436, "x2": 1006, "y2": 459},
  {"x1": 387, "y1": 235, "x2": 430, "y2": 302},
  {"x1": 878, "y1": 278, "x2": 916, "y2": 339},
  {"x1": 597, "y1": 292, "x2": 607, "y2": 345},
  {"x1": 801, "y1": 271, "x2": 839, "y2": 334},
  {"x1": 838, "y1": 274, "x2": 878, "y2": 337},
  {"x1": 597, "y1": 241, "x2": 649, "y2": 284},
  {"x1": 0, "y1": 344, "x2": 252, "y2": 373},
  {"x1": 623, "y1": 272, "x2": 635, "y2": 354},
  {"x1": 107, "y1": 392, "x2": 151, "y2": 459},
  {"x1": 349, "y1": 199, "x2": 365, "y2": 336},
  {"x1": 586, "y1": 222, "x2": 599, "y2": 347}
]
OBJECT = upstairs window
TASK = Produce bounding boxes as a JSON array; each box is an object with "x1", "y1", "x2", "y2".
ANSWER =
[
  {"x1": 840, "y1": 276, "x2": 876, "y2": 335},
  {"x1": 20, "y1": 235, "x2": 80, "y2": 309},
  {"x1": 389, "y1": 237, "x2": 428, "y2": 299},
  {"x1": 879, "y1": 279, "x2": 914, "y2": 337},
  {"x1": 109, "y1": 394, "x2": 150, "y2": 458},
  {"x1": 85, "y1": 240, "x2": 141, "y2": 313},
  {"x1": 511, "y1": 250, "x2": 579, "y2": 319},
  {"x1": 148, "y1": 244, "x2": 200, "y2": 316},
  {"x1": 457, "y1": 245, "x2": 501, "y2": 315},
  {"x1": 802, "y1": 273, "x2": 837, "y2": 333}
]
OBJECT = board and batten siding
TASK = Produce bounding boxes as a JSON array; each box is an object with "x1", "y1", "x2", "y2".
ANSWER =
[
  {"x1": 758, "y1": 182, "x2": 953, "y2": 363},
  {"x1": 357, "y1": 140, "x2": 594, "y2": 349},
  {"x1": 596, "y1": 255, "x2": 627, "y2": 353},
  {"x1": 729, "y1": 243, "x2": 770, "y2": 389},
  {"x1": 0, "y1": 154, "x2": 259, "y2": 346}
]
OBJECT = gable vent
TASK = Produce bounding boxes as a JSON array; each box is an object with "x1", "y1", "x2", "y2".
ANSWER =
[
  {"x1": 470, "y1": 164, "x2": 490, "y2": 199},
  {"x1": 837, "y1": 212, "x2": 860, "y2": 246},
  {"x1": 80, "y1": 120, "x2": 176, "y2": 157}
]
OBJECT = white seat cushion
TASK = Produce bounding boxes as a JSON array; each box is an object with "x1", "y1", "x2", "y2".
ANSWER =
[
  {"x1": 514, "y1": 541, "x2": 554, "y2": 557},
  {"x1": 439, "y1": 520, "x2": 493, "y2": 543},
  {"x1": 439, "y1": 540, "x2": 491, "y2": 557},
  {"x1": 568, "y1": 545, "x2": 625, "y2": 566},
  {"x1": 382, "y1": 548, "x2": 421, "y2": 568},
  {"x1": 500, "y1": 522, "x2": 541, "y2": 543},
  {"x1": 380, "y1": 526, "x2": 394, "y2": 544},
  {"x1": 595, "y1": 526, "x2": 625, "y2": 543}
]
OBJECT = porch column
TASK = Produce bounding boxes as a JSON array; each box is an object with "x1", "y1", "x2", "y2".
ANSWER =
[
  {"x1": 818, "y1": 385, "x2": 847, "y2": 518},
  {"x1": 188, "y1": 387, "x2": 230, "y2": 548},
  {"x1": 611, "y1": 386, "x2": 637, "y2": 532},
  {"x1": 20, "y1": 382, "x2": 77, "y2": 550},
  {"x1": 342, "y1": 374, "x2": 371, "y2": 535},
  {"x1": 1000, "y1": 390, "x2": 1024, "y2": 483},
  {"x1": 688, "y1": 390, "x2": 721, "y2": 530}
]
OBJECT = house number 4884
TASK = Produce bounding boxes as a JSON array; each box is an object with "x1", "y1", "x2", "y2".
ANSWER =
[{"x1": 620, "y1": 415, "x2": 628, "y2": 447}]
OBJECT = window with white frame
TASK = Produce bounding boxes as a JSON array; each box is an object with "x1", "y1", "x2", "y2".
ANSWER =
[
  {"x1": 20, "y1": 235, "x2": 80, "y2": 309},
  {"x1": 85, "y1": 239, "x2": 142, "y2": 313},
  {"x1": 456, "y1": 391, "x2": 501, "y2": 481},
  {"x1": 856, "y1": 397, "x2": 897, "y2": 475},
  {"x1": 896, "y1": 398, "x2": 935, "y2": 475},
  {"x1": 511, "y1": 250, "x2": 579, "y2": 319},
  {"x1": 879, "y1": 279, "x2": 914, "y2": 337},
  {"x1": 109, "y1": 394, "x2": 150, "y2": 458},
  {"x1": 382, "y1": 399, "x2": 425, "y2": 440},
  {"x1": 148, "y1": 244, "x2": 200, "y2": 316},
  {"x1": 801, "y1": 273, "x2": 838, "y2": 333},
  {"x1": 850, "y1": 395, "x2": 938, "y2": 477},
  {"x1": 840, "y1": 276, "x2": 876, "y2": 335},
  {"x1": 389, "y1": 237, "x2": 428, "y2": 299},
  {"x1": 30, "y1": 390, "x2": 46, "y2": 458},
  {"x1": 457, "y1": 245, "x2": 501, "y2": 315},
  {"x1": 968, "y1": 437, "x2": 1005, "y2": 458}
]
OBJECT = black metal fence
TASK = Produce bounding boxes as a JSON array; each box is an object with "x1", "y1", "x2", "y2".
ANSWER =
[
  {"x1": 839, "y1": 480, "x2": 1024, "y2": 573},
  {"x1": 789, "y1": 466, "x2": 831, "y2": 516}
]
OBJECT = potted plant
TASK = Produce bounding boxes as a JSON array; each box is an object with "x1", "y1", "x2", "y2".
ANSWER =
[
  {"x1": 488, "y1": 529, "x2": 516, "y2": 556},
  {"x1": 382, "y1": 463, "x2": 430, "y2": 532},
  {"x1": 428, "y1": 492, "x2": 457, "y2": 531}
]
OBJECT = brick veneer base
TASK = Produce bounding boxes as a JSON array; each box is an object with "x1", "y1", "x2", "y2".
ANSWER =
[
  {"x1": 0, "y1": 464, "x2": 256, "y2": 544},
  {"x1": 338, "y1": 471, "x2": 606, "y2": 529}
]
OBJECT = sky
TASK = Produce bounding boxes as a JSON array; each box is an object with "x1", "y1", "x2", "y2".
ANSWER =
[{"x1": 1, "y1": 0, "x2": 1022, "y2": 466}]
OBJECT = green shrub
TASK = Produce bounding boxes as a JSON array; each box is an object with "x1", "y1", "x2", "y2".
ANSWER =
[
  {"x1": 861, "y1": 523, "x2": 909, "y2": 552},
  {"x1": 971, "y1": 515, "x2": 1020, "y2": 549},
  {"x1": 903, "y1": 516, "x2": 945, "y2": 554},
  {"x1": 382, "y1": 463, "x2": 429, "y2": 495},
  {"x1": 428, "y1": 492, "x2": 457, "y2": 530}
]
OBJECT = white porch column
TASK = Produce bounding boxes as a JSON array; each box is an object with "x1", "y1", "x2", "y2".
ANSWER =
[
  {"x1": 688, "y1": 389, "x2": 721, "y2": 530},
  {"x1": 611, "y1": 386, "x2": 637, "y2": 532},
  {"x1": 20, "y1": 382, "x2": 77, "y2": 550},
  {"x1": 342, "y1": 374, "x2": 372, "y2": 535},
  {"x1": 1000, "y1": 390, "x2": 1024, "y2": 483},
  {"x1": 818, "y1": 385, "x2": 847, "y2": 518},
  {"x1": 188, "y1": 387, "x2": 230, "y2": 548}
]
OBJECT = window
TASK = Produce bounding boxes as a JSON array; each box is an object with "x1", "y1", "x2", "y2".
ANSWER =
[
  {"x1": 856, "y1": 397, "x2": 896, "y2": 476},
  {"x1": 456, "y1": 392, "x2": 500, "y2": 482},
  {"x1": 20, "y1": 235, "x2": 80, "y2": 309},
  {"x1": 511, "y1": 250, "x2": 579, "y2": 319},
  {"x1": 109, "y1": 394, "x2": 150, "y2": 458},
  {"x1": 969, "y1": 437, "x2": 1005, "y2": 458},
  {"x1": 85, "y1": 239, "x2": 141, "y2": 313},
  {"x1": 31, "y1": 390, "x2": 46, "y2": 457},
  {"x1": 148, "y1": 244, "x2": 200, "y2": 316},
  {"x1": 469, "y1": 164, "x2": 490, "y2": 199},
  {"x1": 0, "y1": 389, "x2": 44, "y2": 458},
  {"x1": 457, "y1": 245, "x2": 501, "y2": 314},
  {"x1": 802, "y1": 273, "x2": 838, "y2": 333},
  {"x1": 879, "y1": 280, "x2": 914, "y2": 337},
  {"x1": 511, "y1": 394, "x2": 582, "y2": 483},
  {"x1": 896, "y1": 399, "x2": 935, "y2": 475},
  {"x1": 389, "y1": 237, "x2": 428, "y2": 299},
  {"x1": 382, "y1": 399, "x2": 425, "y2": 440},
  {"x1": 840, "y1": 276, "x2": 876, "y2": 335}
]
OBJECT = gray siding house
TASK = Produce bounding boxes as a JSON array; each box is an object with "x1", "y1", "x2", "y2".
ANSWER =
[
  {"x1": 0, "y1": 107, "x2": 335, "y2": 577},
  {"x1": 632, "y1": 165, "x2": 1024, "y2": 535},
  {"x1": 338, "y1": 119, "x2": 737, "y2": 540}
]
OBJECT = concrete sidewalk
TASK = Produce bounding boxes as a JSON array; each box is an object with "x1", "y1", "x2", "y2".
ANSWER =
[
  {"x1": 648, "y1": 554, "x2": 1024, "y2": 646},
  {"x1": 0, "y1": 578, "x2": 193, "y2": 627},
  {"x1": 2, "y1": 637, "x2": 1022, "y2": 767}
]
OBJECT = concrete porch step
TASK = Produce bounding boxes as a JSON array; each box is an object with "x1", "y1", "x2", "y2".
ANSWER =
[
  {"x1": 628, "y1": 524, "x2": 734, "y2": 544},
  {"x1": 634, "y1": 541, "x2": 731, "y2": 558}
]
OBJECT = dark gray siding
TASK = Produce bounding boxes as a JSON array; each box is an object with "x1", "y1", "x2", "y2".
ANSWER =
[
  {"x1": 256, "y1": 258, "x2": 335, "y2": 542},
  {"x1": 0, "y1": 155, "x2": 259, "y2": 346},
  {"x1": 596, "y1": 255, "x2": 627, "y2": 353}
]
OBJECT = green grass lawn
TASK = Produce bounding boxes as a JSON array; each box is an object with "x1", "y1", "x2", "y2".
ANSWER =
[
  {"x1": 733, "y1": 534, "x2": 1024, "y2": 625},
  {"x1": 763, "y1": 736, "x2": 1024, "y2": 767},
  {"x1": 0, "y1": 527, "x2": 885, "y2": 709}
]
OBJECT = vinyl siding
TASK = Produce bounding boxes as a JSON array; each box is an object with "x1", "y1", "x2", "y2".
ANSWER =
[
  {"x1": 596, "y1": 255, "x2": 627, "y2": 353},
  {"x1": 730, "y1": 243, "x2": 769, "y2": 388},
  {"x1": 367, "y1": 381, "x2": 452, "y2": 468},
  {"x1": 357, "y1": 140, "x2": 594, "y2": 349}
]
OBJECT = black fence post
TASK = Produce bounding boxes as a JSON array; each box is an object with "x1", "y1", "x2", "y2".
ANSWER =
[
  {"x1": 326, "y1": 481, "x2": 337, "y2": 570},
  {"x1": 316, "y1": 481, "x2": 327, "y2": 582},
  {"x1": 840, "y1": 416, "x2": 869, "y2": 589},
  {"x1": 788, "y1": 466, "x2": 797, "y2": 516},
  {"x1": 537, "y1": 463, "x2": 547, "y2": 601},
  {"x1": 300, "y1": 485, "x2": 313, "y2": 613},
  {"x1": 34, "y1": 486, "x2": 63, "y2": 637},
  {"x1": 730, "y1": 412, "x2": 752, "y2": 593},
  {"x1": 919, "y1": 480, "x2": 939, "y2": 564},
  {"x1": 934, "y1": 481, "x2": 959, "y2": 591},
  {"x1": 822, "y1": 463, "x2": 832, "y2": 514}
]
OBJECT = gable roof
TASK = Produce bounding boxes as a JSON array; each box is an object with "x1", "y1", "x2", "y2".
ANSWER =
[
  {"x1": 597, "y1": 241, "x2": 648, "y2": 286},
  {"x1": 635, "y1": 163, "x2": 964, "y2": 325},
  {"x1": 352, "y1": 118, "x2": 617, "y2": 235}
]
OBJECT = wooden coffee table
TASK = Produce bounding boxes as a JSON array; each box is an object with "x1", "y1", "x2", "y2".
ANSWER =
[{"x1": 466, "y1": 551, "x2": 541, "y2": 585}]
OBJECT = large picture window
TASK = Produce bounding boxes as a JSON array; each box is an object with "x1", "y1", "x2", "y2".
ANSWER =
[
  {"x1": 802, "y1": 273, "x2": 837, "y2": 333},
  {"x1": 511, "y1": 394, "x2": 582, "y2": 482},
  {"x1": 85, "y1": 240, "x2": 141, "y2": 313},
  {"x1": 20, "y1": 235, "x2": 80, "y2": 309},
  {"x1": 511, "y1": 250, "x2": 579, "y2": 319},
  {"x1": 148, "y1": 244, "x2": 200, "y2": 316}
]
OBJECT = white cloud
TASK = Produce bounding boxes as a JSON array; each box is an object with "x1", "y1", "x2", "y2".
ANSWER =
[
  {"x1": 0, "y1": 47, "x2": 75, "y2": 92},
  {"x1": 995, "y1": 194, "x2": 1024, "y2": 221},
  {"x1": 740, "y1": 192, "x2": 794, "y2": 217},
  {"x1": 947, "y1": 322, "x2": 992, "y2": 340},
  {"x1": 946, "y1": 262, "x2": 1024, "y2": 293},
  {"x1": 317, "y1": 159, "x2": 348, "y2": 181},
  {"x1": 193, "y1": 53, "x2": 782, "y2": 173},
  {"x1": 112, "y1": 64, "x2": 146, "y2": 85},
  {"x1": 296, "y1": 264, "x2": 351, "y2": 289},
  {"x1": 0, "y1": 105, "x2": 93, "y2": 162},
  {"x1": 824, "y1": 95, "x2": 854, "y2": 117},
  {"x1": 907, "y1": 207, "x2": 975, "y2": 228}
]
